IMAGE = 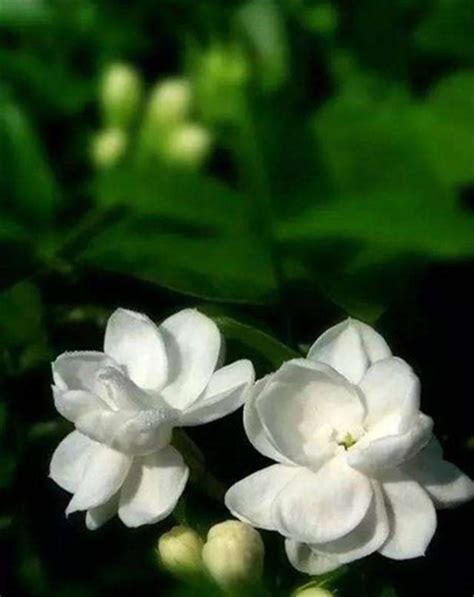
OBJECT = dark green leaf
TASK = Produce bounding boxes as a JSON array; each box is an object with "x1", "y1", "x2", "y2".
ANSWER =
[{"x1": 79, "y1": 164, "x2": 277, "y2": 304}]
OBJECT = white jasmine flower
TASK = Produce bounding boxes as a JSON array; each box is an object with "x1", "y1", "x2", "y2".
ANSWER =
[
  {"x1": 226, "y1": 319, "x2": 474, "y2": 574},
  {"x1": 50, "y1": 308, "x2": 254, "y2": 529}
]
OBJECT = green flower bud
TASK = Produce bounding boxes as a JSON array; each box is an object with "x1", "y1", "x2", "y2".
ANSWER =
[
  {"x1": 146, "y1": 78, "x2": 192, "y2": 128},
  {"x1": 157, "y1": 525, "x2": 204, "y2": 576},
  {"x1": 90, "y1": 128, "x2": 127, "y2": 169},
  {"x1": 202, "y1": 520, "x2": 264, "y2": 589},
  {"x1": 294, "y1": 587, "x2": 333, "y2": 597},
  {"x1": 100, "y1": 63, "x2": 143, "y2": 128},
  {"x1": 194, "y1": 42, "x2": 249, "y2": 124},
  {"x1": 163, "y1": 123, "x2": 212, "y2": 169}
]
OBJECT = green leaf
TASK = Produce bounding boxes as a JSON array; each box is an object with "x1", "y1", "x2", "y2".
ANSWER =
[
  {"x1": 296, "y1": 66, "x2": 474, "y2": 317},
  {"x1": 79, "y1": 164, "x2": 276, "y2": 304},
  {"x1": 312, "y1": 80, "x2": 438, "y2": 194},
  {"x1": 0, "y1": 97, "x2": 59, "y2": 226},
  {"x1": 0, "y1": 281, "x2": 50, "y2": 371},
  {"x1": 207, "y1": 312, "x2": 300, "y2": 368},
  {"x1": 418, "y1": 71, "x2": 474, "y2": 186},
  {"x1": 279, "y1": 190, "x2": 474, "y2": 259},
  {"x1": 415, "y1": 0, "x2": 474, "y2": 61},
  {"x1": 0, "y1": 0, "x2": 51, "y2": 27}
]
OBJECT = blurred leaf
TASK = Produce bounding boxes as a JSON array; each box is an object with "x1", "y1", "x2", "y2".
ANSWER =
[
  {"x1": 417, "y1": 71, "x2": 474, "y2": 186},
  {"x1": 279, "y1": 190, "x2": 474, "y2": 259},
  {"x1": 237, "y1": 0, "x2": 289, "y2": 91},
  {"x1": 0, "y1": 281, "x2": 50, "y2": 371},
  {"x1": 298, "y1": 64, "x2": 474, "y2": 317},
  {"x1": 0, "y1": 97, "x2": 59, "y2": 226},
  {"x1": 312, "y1": 78, "x2": 438, "y2": 194},
  {"x1": 0, "y1": 50, "x2": 94, "y2": 114},
  {"x1": 79, "y1": 164, "x2": 276, "y2": 304},
  {"x1": 415, "y1": 0, "x2": 474, "y2": 61},
  {"x1": 0, "y1": 0, "x2": 51, "y2": 27}
]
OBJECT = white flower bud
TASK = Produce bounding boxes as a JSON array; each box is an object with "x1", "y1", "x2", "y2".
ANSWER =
[
  {"x1": 91, "y1": 128, "x2": 127, "y2": 169},
  {"x1": 202, "y1": 520, "x2": 264, "y2": 588},
  {"x1": 294, "y1": 587, "x2": 333, "y2": 597},
  {"x1": 164, "y1": 123, "x2": 212, "y2": 169},
  {"x1": 100, "y1": 63, "x2": 143, "y2": 128},
  {"x1": 157, "y1": 525, "x2": 204, "y2": 575},
  {"x1": 147, "y1": 78, "x2": 192, "y2": 127}
]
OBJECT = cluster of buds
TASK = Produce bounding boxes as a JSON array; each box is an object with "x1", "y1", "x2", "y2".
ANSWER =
[
  {"x1": 141, "y1": 77, "x2": 212, "y2": 169},
  {"x1": 156, "y1": 520, "x2": 264, "y2": 591},
  {"x1": 91, "y1": 63, "x2": 213, "y2": 170},
  {"x1": 91, "y1": 63, "x2": 143, "y2": 168}
]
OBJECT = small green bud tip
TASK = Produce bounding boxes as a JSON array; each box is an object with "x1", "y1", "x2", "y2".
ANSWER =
[
  {"x1": 294, "y1": 586, "x2": 334, "y2": 597},
  {"x1": 100, "y1": 63, "x2": 143, "y2": 128},
  {"x1": 91, "y1": 128, "x2": 127, "y2": 169},
  {"x1": 146, "y1": 78, "x2": 192, "y2": 128},
  {"x1": 157, "y1": 525, "x2": 204, "y2": 576},
  {"x1": 201, "y1": 43, "x2": 249, "y2": 87},
  {"x1": 164, "y1": 123, "x2": 213, "y2": 168},
  {"x1": 202, "y1": 520, "x2": 265, "y2": 589}
]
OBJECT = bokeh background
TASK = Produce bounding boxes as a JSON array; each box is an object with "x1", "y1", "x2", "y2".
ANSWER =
[{"x1": 0, "y1": 0, "x2": 473, "y2": 595}]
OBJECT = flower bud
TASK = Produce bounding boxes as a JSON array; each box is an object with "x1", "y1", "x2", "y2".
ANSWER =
[
  {"x1": 90, "y1": 128, "x2": 127, "y2": 169},
  {"x1": 157, "y1": 525, "x2": 204, "y2": 576},
  {"x1": 163, "y1": 123, "x2": 212, "y2": 169},
  {"x1": 202, "y1": 520, "x2": 264, "y2": 589},
  {"x1": 100, "y1": 63, "x2": 143, "y2": 128},
  {"x1": 146, "y1": 78, "x2": 192, "y2": 128},
  {"x1": 194, "y1": 42, "x2": 249, "y2": 124},
  {"x1": 294, "y1": 587, "x2": 333, "y2": 597}
]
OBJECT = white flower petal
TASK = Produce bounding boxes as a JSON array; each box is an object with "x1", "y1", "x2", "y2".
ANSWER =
[
  {"x1": 104, "y1": 308, "x2": 168, "y2": 391},
  {"x1": 285, "y1": 540, "x2": 340, "y2": 575},
  {"x1": 308, "y1": 319, "x2": 391, "y2": 384},
  {"x1": 314, "y1": 481, "x2": 389, "y2": 563},
  {"x1": 118, "y1": 446, "x2": 189, "y2": 527},
  {"x1": 53, "y1": 387, "x2": 107, "y2": 424},
  {"x1": 347, "y1": 413, "x2": 433, "y2": 474},
  {"x1": 66, "y1": 445, "x2": 132, "y2": 515},
  {"x1": 403, "y1": 438, "x2": 474, "y2": 508},
  {"x1": 273, "y1": 457, "x2": 373, "y2": 544},
  {"x1": 49, "y1": 431, "x2": 98, "y2": 493},
  {"x1": 285, "y1": 483, "x2": 389, "y2": 575},
  {"x1": 225, "y1": 464, "x2": 301, "y2": 530},
  {"x1": 86, "y1": 494, "x2": 119, "y2": 530},
  {"x1": 379, "y1": 469, "x2": 437, "y2": 560},
  {"x1": 256, "y1": 360, "x2": 364, "y2": 467},
  {"x1": 94, "y1": 366, "x2": 169, "y2": 411},
  {"x1": 243, "y1": 375, "x2": 291, "y2": 464},
  {"x1": 52, "y1": 351, "x2": 118, "y2": 392},
  {"x1": 180, "y1": 360, "x2": 255, "y2": 426},
  {"x1": 75, "y1": 407, "x2": 176, "y2": 456},
  {"x1": 360, "y1": 357, "x2": 420, "y2": 431},
  {"x1": 159, "y1": 309, "x2": 221, "y2": 410}
]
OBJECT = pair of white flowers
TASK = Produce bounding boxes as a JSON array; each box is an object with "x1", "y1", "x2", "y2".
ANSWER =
[{"x1": 50, "y1": 308, "x2": 473, "y2": 574}]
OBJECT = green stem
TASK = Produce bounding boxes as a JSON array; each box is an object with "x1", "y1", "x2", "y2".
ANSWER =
[{"x1": 172, "y1": 429, "x2": 226, "y2": 502}]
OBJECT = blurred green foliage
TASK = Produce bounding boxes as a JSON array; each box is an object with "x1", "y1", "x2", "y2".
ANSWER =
[{"x1": 0, "y1": 0, "x2": 473, "y2": 595}]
